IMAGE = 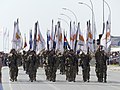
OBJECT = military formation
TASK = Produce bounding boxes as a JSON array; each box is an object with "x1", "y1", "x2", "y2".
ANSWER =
[{"x1": 7, "y1": 46, "x2": 109, "y2": 83}]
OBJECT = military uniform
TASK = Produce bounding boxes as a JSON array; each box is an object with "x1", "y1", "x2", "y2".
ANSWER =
[
  {"x1": 27, "y1": 51, "x2": 38, "y2": 82},
  {"x1": 48, "y1": 50, "x2": 57, "y2": 82},
  {"x1": 65, "y1": 50, "x2": 77, "y2": 82},
  {"x1": 59, "y1": 53, "x2": 65, "y2": 75},
  {"x1": 8, "y1": 49, "x2": 18, "y2": 82},
  {"x1": 80, "y1": 52, "x2": 91, "y2": 82},
  {"x1": 95, "y1": 46, "x2": 108, "y2": 83}
]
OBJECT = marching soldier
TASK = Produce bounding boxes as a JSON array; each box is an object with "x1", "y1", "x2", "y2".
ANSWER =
[
  {"x1": 80, "y1": 50, "x2": 91, "y2": 82},
  {"x1": 8, "y1": 49, "x2": 18, "y2": 82},
  {"x1": 65, "y1": 50, "x2": 77, "y2": 82},
  {"x1": 43, "y1": 50, "x2": 51, "y2": 80},
  {"x1": 59, "y1": 52, "x2": 65, "y2": 75},
  {"x1": 22, "y1": 50, "x2": 27, "y2": 71},
  {"x1": 80, "y1": 52, "x2": 86, "y2": 82},
  {"x1": 95, "y1": 46, "x2": 108, "y2": 83},
  {"x1": 48, "y1": 50, "x2": 57, "y2": 82},
  {"x1": 27, "y1": 50, "x2": 38, "y2": 82}
]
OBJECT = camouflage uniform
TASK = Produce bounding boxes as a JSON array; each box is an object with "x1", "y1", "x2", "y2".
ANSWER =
[
  {"x1": 25, "y1": 50, "x2": 31, "y2": 74},
  {"x1": 27, "y1": 51, "x2": 38, "y2": 82},
  {"x1": 65, "y1": 50, "x2": 77, "y2": 82},
  {"x1": 80, "y1": 52, "x2": 91, "y2": 82},
  {"x1": 22, "y1": 51, "x2": 27, "y2": 71},
  {"x1": 95, "y1": 46, "x2": 108, "y2": 83},
  {"x1": 8, "y1": 49, "x2": 18, "y2": 82},
  {"x1": 59, "y1": 53, "x2": 65, "y2": 75},
  {"x1": 43, "y1": 50, "x2": 51, "y2": 80},
  {"x1": 48, "y1": 50, "x2": 57, "y2": 82}
]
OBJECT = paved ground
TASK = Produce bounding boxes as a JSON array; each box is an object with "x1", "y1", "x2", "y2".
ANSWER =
[{"x1": 1, "y1": 65, "x2": 120, "y2": 90}]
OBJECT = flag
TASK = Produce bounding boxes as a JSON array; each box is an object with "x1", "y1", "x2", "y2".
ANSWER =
[
  {"x1": 50, "y1": 20, "x2": 54, "y2": 50},
  {"x1": 33, "y1": 22, "x2": 37, "y2": 51},
  {"x1": 56, "y1": 21, "x2": 63, "y2": 52},
  {"x1": 74, "y1": 23, "x2": 79, "y2": 51},
  {"x1": 86, "y1": 20, "x2": 93, "y2": 52},
  {"x1": 47, "y1": 30, "x2": 50, "y2": 50},
  {"x1": 12, "y1": 19, "x2": 23, "y2": 51},
  {"x1": 93, "y1": 16, "x2": 97, "y2": 52},
  {"x1": 70, "y1": 22, "x2": 77, "y2": 50},
  {"x1": 101, "y1": 20, "x2": 111, "y2": 52},
  {"x1": 29, "y1": 30, "x2": 32, "y2": 50},
  {"x1": 53, "y1": 25, "x2": 57, "y2": 49},
  {"x1": 78, "y1": 22, "x2": 85, "y2": 46},
  {"x1": 36, "y1": 21, "x2": 45, "y2": 52},
  {"x1": 107, "y1": 13, "x2": 111, "y2": 48},
  {"x1": 77, "y1": 22, "x2": 85, "y2": 52},
  {"x1": 64, "y1": 31, "x2": 67, "y2": 49},
  {"x1": 23, "y1": 34, "x2": 27, "y2": 48}
]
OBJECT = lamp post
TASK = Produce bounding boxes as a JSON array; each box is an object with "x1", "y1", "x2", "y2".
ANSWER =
[
  {"x1": 104, "y1": 0, "x2": 111, "y2": 22},
  {"x1": 58, "y1": 18, "x2": 69, "y2": 27},
  {"x1": 60, "y1": 13, "x2": 72, "y2": 22},
  {"x1": 62, "y1": 8, "x2": 77, "y2": 24}
]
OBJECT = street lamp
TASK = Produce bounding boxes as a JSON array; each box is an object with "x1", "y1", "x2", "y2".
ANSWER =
[
  {"x1": 62, "y1": 8, "x2": 77, "y2": 24},
  {"x1": 60, "y1": 13, "x2": 72, "y2": 21},
  {"x1": 58, "y1": 18, "x2": 69, "y2": 27},
  {"x1": 104, "y1": 0, "x2": 111, "y2": 21}
]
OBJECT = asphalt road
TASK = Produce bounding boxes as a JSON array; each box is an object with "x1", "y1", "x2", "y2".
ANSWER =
[{"x1": 1, "y1": 65, "x2": 120, "y2": 90}]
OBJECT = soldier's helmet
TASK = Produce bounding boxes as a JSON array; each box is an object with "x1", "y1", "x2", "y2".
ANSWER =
[
  {"x1": 23, "y1": 50, "x2": 26, "y2": 54},
  {"x1": 10, "y1": 49, "x2": 16, "y2": 54}
]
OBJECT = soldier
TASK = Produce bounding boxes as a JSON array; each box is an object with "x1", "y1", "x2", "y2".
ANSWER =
[
  {"x1": 65, "y1": 50, "x2": 77, "y2": 82},
  {"x1": 27, "y1": 50, "x2": 38, "y2": 82},
  {"x1": 8, "y1": 49, "x2": 18, "y2": 82},
  {"x1": 25, "y1": 50, "x2": 31, "y2": 74},
  {"x1": 80, "y1": 52, "x2": 86, "y2": 82},
  {"x1": 71, "y1": 51, "x2": 78, "y2": 82},
  {"x1": 0, "y1": 52, "x2": 3, "y2": 83},
  {"x1": 22, "y1": 50, "x2": 27, "y2": 71},
  {"x1": 48, "y1": 50, "x2": 57, "y2": 82},
  {"x1": 59, "y1": 52, "x2": 65, "y2": 75},
  {"x1": 80, "y1": 50, "x2": 91, "y2": 82},
  {"x1": 43, "y1": 50, "x2": 50, "y2": 80},
  {"x1": 95, "y1": 46, "x2": 108, "y2": 83},
  {"x1": 102, "y1": 52, "x2": 108, "y2": 83}
]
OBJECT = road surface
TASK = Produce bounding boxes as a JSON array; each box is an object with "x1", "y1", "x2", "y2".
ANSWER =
[{"x1": 1, "y1": 65, "x2": 120, "y2": 90}]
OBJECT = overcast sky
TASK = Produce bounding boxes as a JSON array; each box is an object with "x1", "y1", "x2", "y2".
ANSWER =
[{"x1": 0, "y1": 0, "x2": 120, "y2": 52}]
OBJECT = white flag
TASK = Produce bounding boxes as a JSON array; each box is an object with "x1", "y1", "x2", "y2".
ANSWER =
[
  {"x1": 12, "y1": 19, "x2": 23, "y2": 51},
  {"x1": 86, "y1": 20, "x2": 93, "y2": 52},
  {"x1": 36, "y1": 22, "x2": 45, "y2": 53}
]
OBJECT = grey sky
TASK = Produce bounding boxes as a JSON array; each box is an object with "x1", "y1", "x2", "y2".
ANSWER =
[{"x1": 0, "y1": 0, "x2": 120, "y2": 51}]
